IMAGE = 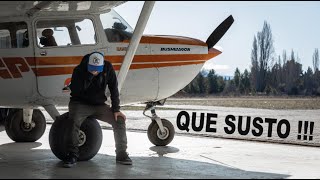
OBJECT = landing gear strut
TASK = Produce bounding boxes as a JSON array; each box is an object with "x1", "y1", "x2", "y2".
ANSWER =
[
  {"x1": 143, "y1": 101, "x2": 175, "y2": 146},
  {"x1": 4, "y1": 109, "x2": 46, "y2": 142}
]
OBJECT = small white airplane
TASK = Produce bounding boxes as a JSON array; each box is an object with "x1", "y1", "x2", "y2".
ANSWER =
[{"x1": 0, "y1": 1, "x2": 233, "y2": 161}]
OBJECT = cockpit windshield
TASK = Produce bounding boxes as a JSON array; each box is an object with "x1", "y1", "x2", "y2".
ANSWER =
[{"x1": 100, "y1": 9, "x2": 133, "y2": 43}]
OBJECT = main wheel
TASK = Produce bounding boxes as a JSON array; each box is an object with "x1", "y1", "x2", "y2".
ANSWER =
[
  {"x1": 0, "y1": 108, "x2": 10, "y2": 126},
  {"x1": 4, "y1": 109, "x2": 46, "y2": 142},
  {"x1": 147, "y1": 119, "x2": 175, "y2": 146},
  {"x1": 49, "y1": 112, "x2": 103, "y2": 161}
]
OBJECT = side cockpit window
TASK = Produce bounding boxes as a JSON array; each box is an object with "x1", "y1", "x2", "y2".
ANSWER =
[
  {"x1": 36, "y1": 18, "x2": 96, "y2": 48},
  {"x1": 100, "y1": 9, "x2": 133, "y2": 43},
  {"x1": 0, "y1": 21, "x2": 28, "y2": 49},
  {"x1": 0, "y1": 29, "x2": 11, "y2": 48}
]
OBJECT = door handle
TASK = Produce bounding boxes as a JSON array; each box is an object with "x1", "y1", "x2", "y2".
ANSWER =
[{"x1": 40, "y1": 51, "x2": 47, "y2": 56}]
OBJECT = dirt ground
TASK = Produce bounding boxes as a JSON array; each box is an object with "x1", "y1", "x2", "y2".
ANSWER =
[{"x1": 164, "y1": 96, "x2": 320, "y2": 110}]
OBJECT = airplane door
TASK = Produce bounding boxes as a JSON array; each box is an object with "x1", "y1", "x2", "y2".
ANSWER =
[
  {"x1": 99, "y1": 10, "x2": 159, "y2": 104},
  {"x1": 0, "y1": 20, "x2": 36, "y2": 106},
  {"x1": 106, "y1": 41, "x2": 159, "y2": 104},
  {"x1": 33, "y1": 16, "x2": 103, "y2": 105}
]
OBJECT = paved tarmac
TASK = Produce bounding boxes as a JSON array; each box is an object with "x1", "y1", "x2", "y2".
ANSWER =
[
  {"x1": 47, "y1": 104, "x2": 320, "y2": 146},
  {"x1": 1, "y1": 124, "x2": 320, "y2": 179}
]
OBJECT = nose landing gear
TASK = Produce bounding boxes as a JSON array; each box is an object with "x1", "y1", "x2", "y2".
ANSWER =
[{"x1": 143, "y1": 101, "x2": 175, "y2": 146}]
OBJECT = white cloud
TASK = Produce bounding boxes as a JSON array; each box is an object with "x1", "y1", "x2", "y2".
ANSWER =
[
  {"x1": 202, "y1": 60, "x2": 233, "y2": 76},
  {"x1": 213, "y1": 64, "x2": 230, "y2": 70},
  {"x1": 202, "y1": 61, "x2": 230, "y2": 71}
]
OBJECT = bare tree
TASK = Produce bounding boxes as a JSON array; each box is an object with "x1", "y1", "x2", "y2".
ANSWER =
[
  {"x1": 276, "y1": 55, "x2": 282, "y2": 85},
  {"x1": 313, "y1": 48, "x2": 319, "y2": 72},
  {"x1": 282, "y1": 50, "x2": 287, "y2": 65},
  {"x1": 312, "y1": 49, "x2": 320, "y2": 95},
  {"x1": 250, "y1": 21, "x2": 274, "y2": 92},
  {"x1": 283, "y1": 50, "x2": 303, "y2": 95},
  {"x1": 240, "y1": 69, "x2": 251, "y2": 94},
  {"x1": 234, "y1": 68, "x2": 241, "y2": 89},
  {"x1": 250, "y1": 36, "x2": 258, "y2": 91},
  {"x1": 304, "y1": 67, "x2": 313, "y2": 95}
]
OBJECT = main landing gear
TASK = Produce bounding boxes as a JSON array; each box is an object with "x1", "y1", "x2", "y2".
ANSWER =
[
  {"x1": 49, "y1": 112, "x2": 102, "y2": 161},
  {"x1": 2, "y1": 108, "x2": 46, "y2": 142},
  {"x1": 143, "y1": 100, "x2": 175, "y2": 146}
]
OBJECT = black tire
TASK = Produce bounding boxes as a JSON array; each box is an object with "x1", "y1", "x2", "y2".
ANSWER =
[
  {"x1": 4, "y1": 109, "x2": 46, "y2": 142},
  {"x1": 49, "y1": 112, "x2": 103, "y2": 161},
  {"x1": 147, "y1": 119, "x2": 175, "y2": 146},
  {"x1": 0, "y1": 108, "x2": 9, "y2": 126}
]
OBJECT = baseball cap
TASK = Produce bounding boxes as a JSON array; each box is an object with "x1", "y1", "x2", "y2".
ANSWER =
[{"x1": 87, "y1": 52, "x2": 104, "y2": 72}]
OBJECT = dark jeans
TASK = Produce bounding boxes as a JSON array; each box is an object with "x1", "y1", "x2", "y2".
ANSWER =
[{"x1": 66, "y1": 100, "x2": 127, "y2": 157}]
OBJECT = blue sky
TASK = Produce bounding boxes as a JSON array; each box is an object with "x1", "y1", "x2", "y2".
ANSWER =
[{"x1": 114, "y1": 1, "x2": 320, "y2": 76}]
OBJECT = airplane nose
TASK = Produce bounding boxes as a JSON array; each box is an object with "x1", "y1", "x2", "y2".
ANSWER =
[{"x1": 204, "y1": 47, "x2": 222, "y2": 61}]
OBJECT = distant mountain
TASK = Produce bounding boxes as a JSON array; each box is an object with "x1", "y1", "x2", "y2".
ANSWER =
[
  {"x1": 200, "y1": 69, "x2": 233, "y2": 80},
  {"x1": 200, "y1": 69, "x2": 210, "y2": 76}
]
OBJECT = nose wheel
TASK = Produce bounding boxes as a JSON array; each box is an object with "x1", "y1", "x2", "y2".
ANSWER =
[{"x1": 144, "y1": 102, "x2": 175, "y2": 146}]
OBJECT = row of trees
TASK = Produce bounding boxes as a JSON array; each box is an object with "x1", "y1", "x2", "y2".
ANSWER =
[{"x1": 179, "y1": 21, "x2": 320, "y2": 96}]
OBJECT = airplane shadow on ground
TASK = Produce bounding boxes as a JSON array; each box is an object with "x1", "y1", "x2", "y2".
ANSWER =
[{"x1": 0, "y1": 142, "x2": 290, "y2": 179}]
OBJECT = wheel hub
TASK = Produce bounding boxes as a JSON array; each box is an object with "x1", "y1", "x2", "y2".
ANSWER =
[
  {"x1": 20, "y1": 121, "x2": 35, "y2": 132},
  {"x1": 157, "y1": 127, "x2": 169, "y2": 140},
  {"x1": 78, "y1": 130, "x2": 86, "y2": 146}
]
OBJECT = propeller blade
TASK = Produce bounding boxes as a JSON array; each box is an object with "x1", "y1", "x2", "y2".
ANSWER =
[{"x1": 206, "y1": 15, "x2": 234, "y2": 49}]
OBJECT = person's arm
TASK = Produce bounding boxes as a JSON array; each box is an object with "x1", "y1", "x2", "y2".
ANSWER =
[
  {"x1": 106, "y1": 61, "x2": 126, "y2": 121},
  {"x1": 70, "y1": 67, "x2": 84, "y2": 97},
  {"x1": 107, "y1": 62, "x2": 121, "y2": 113}
]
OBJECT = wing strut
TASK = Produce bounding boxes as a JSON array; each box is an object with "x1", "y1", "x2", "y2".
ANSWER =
[{"x1": 117, "y1": 1, "x2": 155, "y2": 92}]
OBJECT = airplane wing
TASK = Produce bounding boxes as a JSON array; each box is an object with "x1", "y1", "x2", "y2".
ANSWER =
[{"x1": 0, "y1": 1, "x2": 127, "y2": 18}]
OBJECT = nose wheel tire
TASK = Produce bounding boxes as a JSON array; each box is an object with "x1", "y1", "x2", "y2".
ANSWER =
[
  {"x1": 49, "y1": 112, "x2": 103, "y2": 161},
  {"x1": 147, "y1": 119, "x2": 175, "y2": 146},
  {"x1": 4, "y1": 109, "x2": 46, "y2": 142}
]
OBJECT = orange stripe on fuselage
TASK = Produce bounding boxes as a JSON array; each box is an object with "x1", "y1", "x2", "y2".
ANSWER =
[
  {"x1": 34, "y1": 61, "x2": 206, "y2": 76},
  {"x1": 123, "y1": 35, "x2": 208, "y2": 46},
  {"x1": 32, "y1": 67, "x2": 75, "y2": 76},
  {"x1": 30, "y1": 47, "x2": 221, "y2": 77},
  {"x1": 35, "y1": 56, "x2": 83, "y2": 65},
  {"x1": 2, "y1": 34, "x2": 222, "y2": 78},
  {"x1": 33, "y1": 52, "x2": 220, "y2": 66},
  {"x1": 108, "y1": 53, "x2": 219, "y2": 63}
]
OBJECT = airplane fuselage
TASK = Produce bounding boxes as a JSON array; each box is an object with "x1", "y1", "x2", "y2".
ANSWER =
[{"x1": 0, "y1": 7, "x2": 220, "y2": 109}]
